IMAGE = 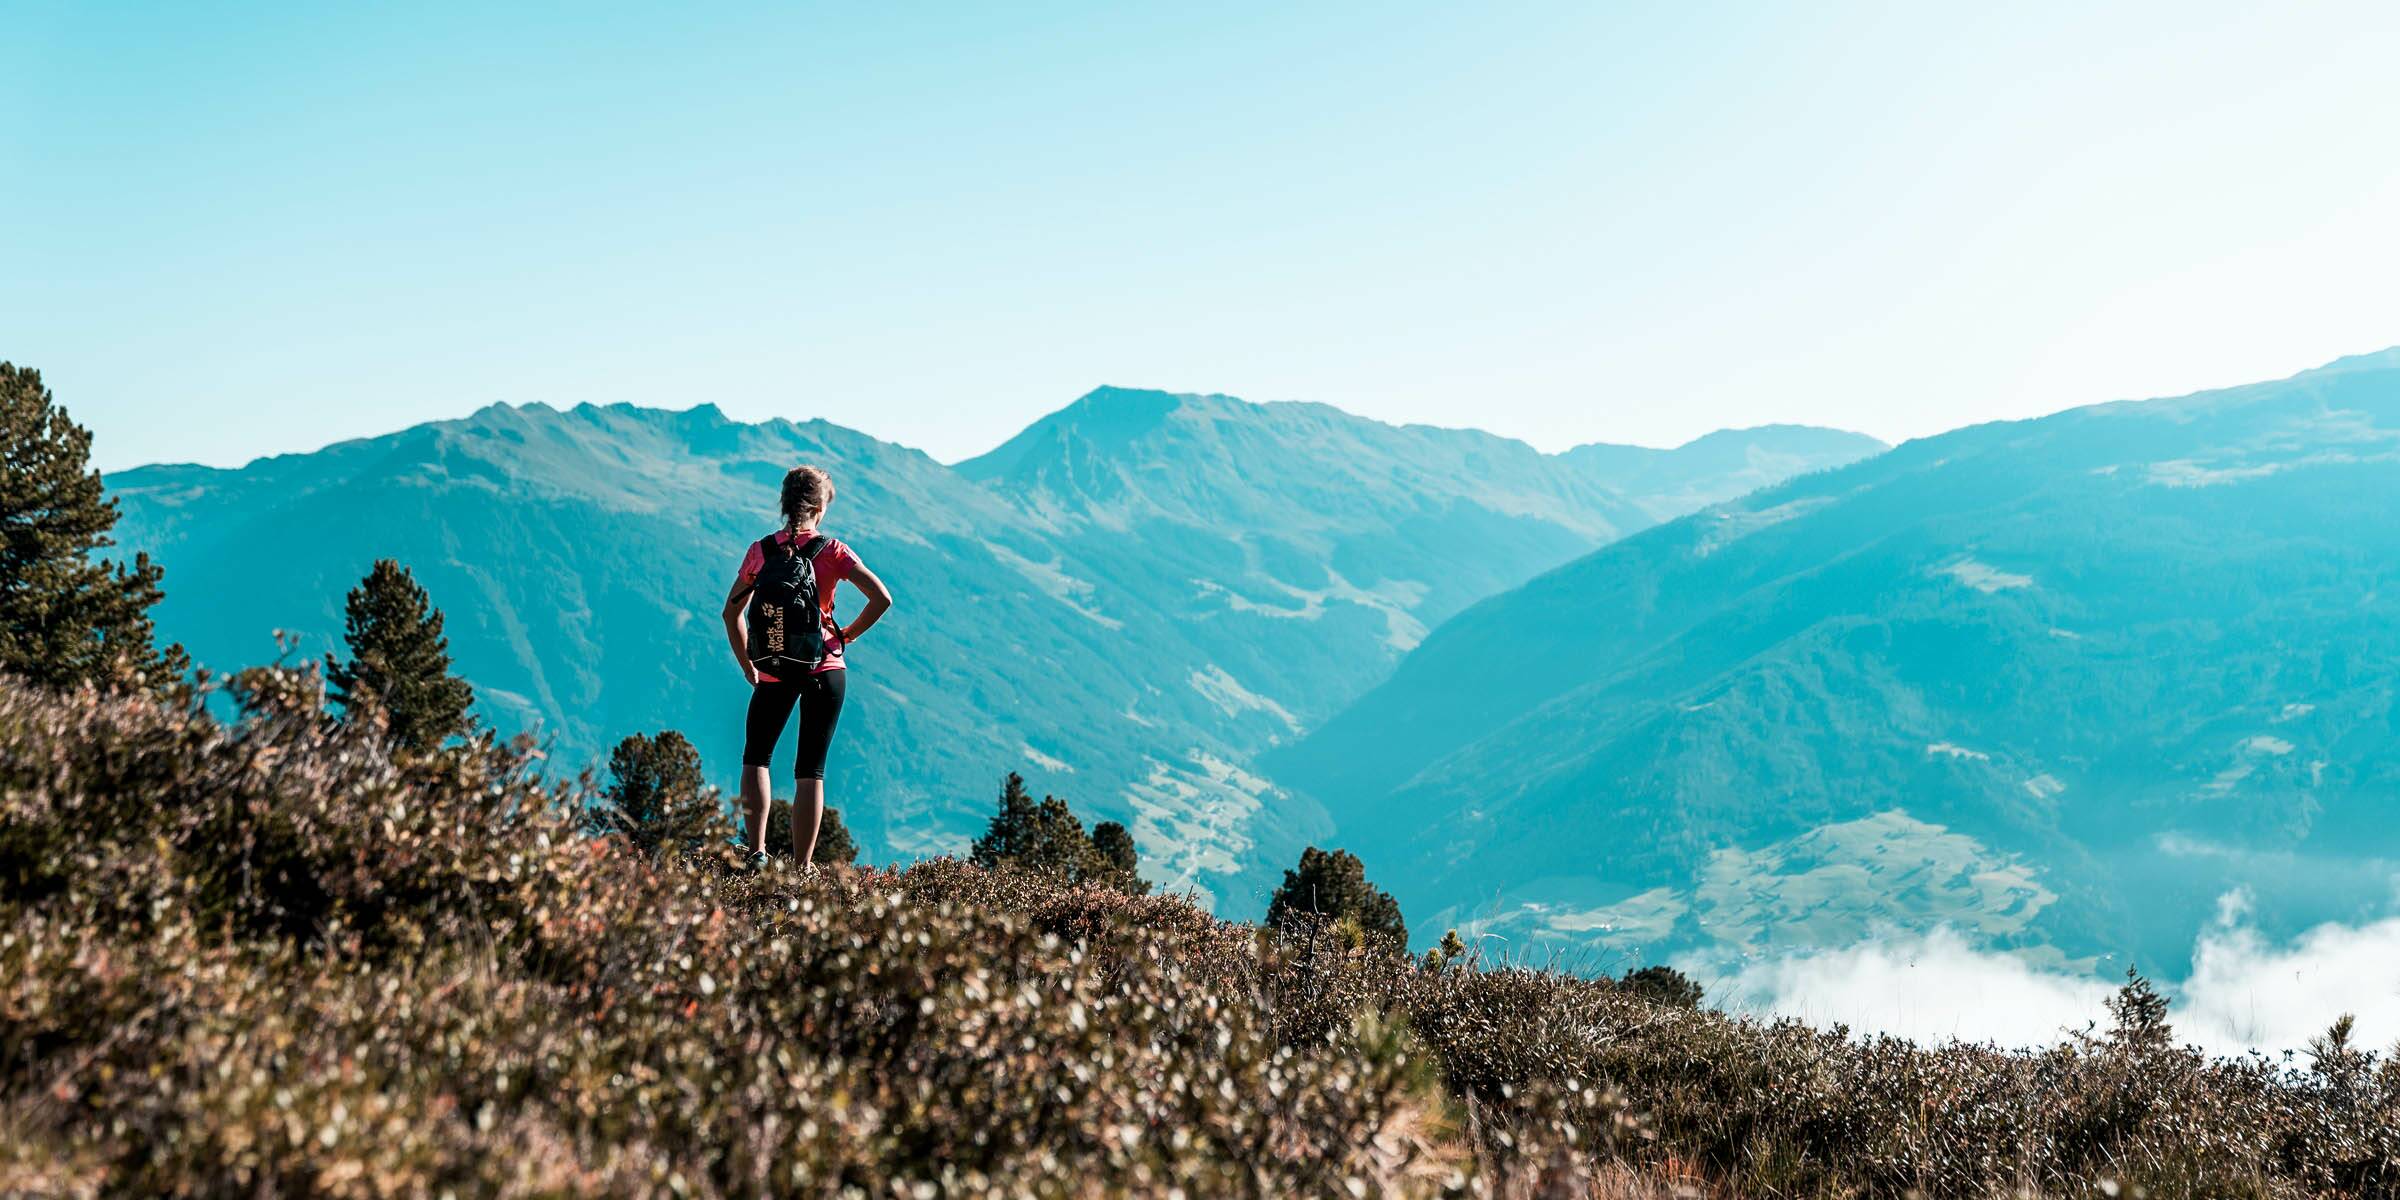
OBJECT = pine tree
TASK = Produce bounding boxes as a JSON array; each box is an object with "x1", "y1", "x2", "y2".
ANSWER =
[
  {"x1": 969, "y1": 771, "x2": 1096, "y2": 877},
  {"x1": 1090, "y1": 821, "x2": 1138, "y2": 875},
  {"x1": 1621, "y1": 964, "x2": 1705, "y2": 1009},
  {"x1": 0, "y1": 362, "x2": 185, "y2": 692},
  {"x1": 1087, "y1": 821, "x2": 1148, "y2": 893},
  {"x1": 969, "y1": 773, "x2": 1145, "y2": 891},
  {"x1": 591, "y1": 731, "x2": 725, "y2": 857},
  {"x1": 2103, "y1": 967, "x2": 2175, "y2": 1055},
  {"x1": 766, "y1": 800, "x2": 860, "y2": 865},
  {"x1": 1020, "y1": 796, "x2": 1092, "y2": 878},
  {"x1": 326, "y1": 559, "x2": 475, "y2": 752},
  {"x1": 969, "y1": 772, "x2": 1044, "y2": 869},
  {"x1": 2306, "y1": 1013, "x2": 2371, "y2": 1101},
  {"x1": 1266, "y1": 846, "x2": 1407, "y2": 951},
  {"x1": 816, "y1": 805, "x2": 860, "y2": 866}
]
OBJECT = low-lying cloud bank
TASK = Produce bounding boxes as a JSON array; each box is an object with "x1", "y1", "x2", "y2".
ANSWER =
[{"x1": 1706, "y1": 895, "x2": 2400, "y2": 1056}]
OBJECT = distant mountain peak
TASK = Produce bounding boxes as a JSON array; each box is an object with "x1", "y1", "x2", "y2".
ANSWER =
[
  {"x1": 1078, "y1": 383, "x2": 1189, "y2": 403},
  {"x1": 2301, "y1": 346, "x2": 2400, "y2": 376},
  {"x1": 1678, "y1": 423, "x2": 1888, "y2": 448},
  {"x1": 1060, "y1": 385, "x2": 1186, "y2": 425},
  {"x1": 1568, "y1": 424, "x2": 1887, "y2": 459}
]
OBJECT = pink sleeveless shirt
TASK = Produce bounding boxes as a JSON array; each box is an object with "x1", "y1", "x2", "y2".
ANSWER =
[{"x1": 738, "y1": 529, "x2": 861, "y2": 680}]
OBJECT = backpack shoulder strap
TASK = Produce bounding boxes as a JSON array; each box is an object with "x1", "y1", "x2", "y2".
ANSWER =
[
  {"x1": 795, "y1": 534, "x2": 830, "y2": 561},
  {"x1": 733, "y1": 535, "x2": 782, "y2": 602}
]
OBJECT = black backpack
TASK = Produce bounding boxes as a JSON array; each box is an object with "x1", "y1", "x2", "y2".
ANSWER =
[{"x1": 743, "y1": 533, "x2": 831, "y2": 677}]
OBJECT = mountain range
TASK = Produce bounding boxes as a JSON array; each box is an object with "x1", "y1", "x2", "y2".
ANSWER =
[
  {"x1": 110, "y1": 352, "x2": 2400, "y2": 975},
  {"x1": 105, "y1": 388, "x2": 1880, "y2": 911},
  {"x1": 1273, "y1": 350, "x2": 2400, "y2": 973}
]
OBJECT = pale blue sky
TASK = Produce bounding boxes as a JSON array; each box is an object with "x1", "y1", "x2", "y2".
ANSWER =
[{"x1": 8, "y1": 1, "x2": 2400, "y2": 472}]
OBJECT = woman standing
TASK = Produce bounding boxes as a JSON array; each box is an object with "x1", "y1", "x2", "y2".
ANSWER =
[{"x1": 721, "y1": 465, "x2": 892, "y2": 867}]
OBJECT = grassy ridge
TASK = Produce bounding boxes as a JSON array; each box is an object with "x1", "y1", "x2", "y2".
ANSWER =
[{"x1": 1, "y1": 674, "x2": 2394, "y2": 1198}]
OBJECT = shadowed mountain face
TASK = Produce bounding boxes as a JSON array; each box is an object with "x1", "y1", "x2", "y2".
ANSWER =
[
  {"x1": 1270, "y1": 351, "x2": 2400, "y2": 972},
  {"x1": 106, "y1": 388, "x2": 1880, "y2": 912}
]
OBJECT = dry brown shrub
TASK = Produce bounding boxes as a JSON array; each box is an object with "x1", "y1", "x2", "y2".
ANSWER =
[{"x1": 1, "y1": 673, "x2": 2393, "y2": 1198}]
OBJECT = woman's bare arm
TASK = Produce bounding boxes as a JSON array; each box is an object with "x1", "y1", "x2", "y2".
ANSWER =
[
  {"x1": 721, "y1": 572, "x2": 759, "y2": 684},
  {"x1": 837, "y1": 562, "x2": 893, "y2": 645}
]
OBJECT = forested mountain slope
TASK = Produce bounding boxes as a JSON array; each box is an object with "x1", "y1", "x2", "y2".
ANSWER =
[{"x1": 1273, "y1": 350, "x2": 2400, "y2": 966}]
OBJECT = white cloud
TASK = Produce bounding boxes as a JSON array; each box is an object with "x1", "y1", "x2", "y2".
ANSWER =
[
  {"x1": 1708, "y1": 897, "x2": 2400, "y2": 1056},
  {"x1": 2180, "y1": 906, "x2": 2400, "y2": 1054},
  {"x1": 1708, "y1": 928, "x2": 2114, "y2": 1048}
]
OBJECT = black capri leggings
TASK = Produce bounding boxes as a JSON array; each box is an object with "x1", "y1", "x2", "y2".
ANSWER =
[{"x1": 742, "y1": 668, "x2": 846, "y2": 780}]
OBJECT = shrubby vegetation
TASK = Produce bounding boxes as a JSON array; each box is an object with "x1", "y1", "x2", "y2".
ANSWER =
[
  {"x1": 3, "y1": 673, "x2": 2396, "y2": 1198},
  {"x1": 8, "y1": 361, "x2": 2396, "y2": 1194}
]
